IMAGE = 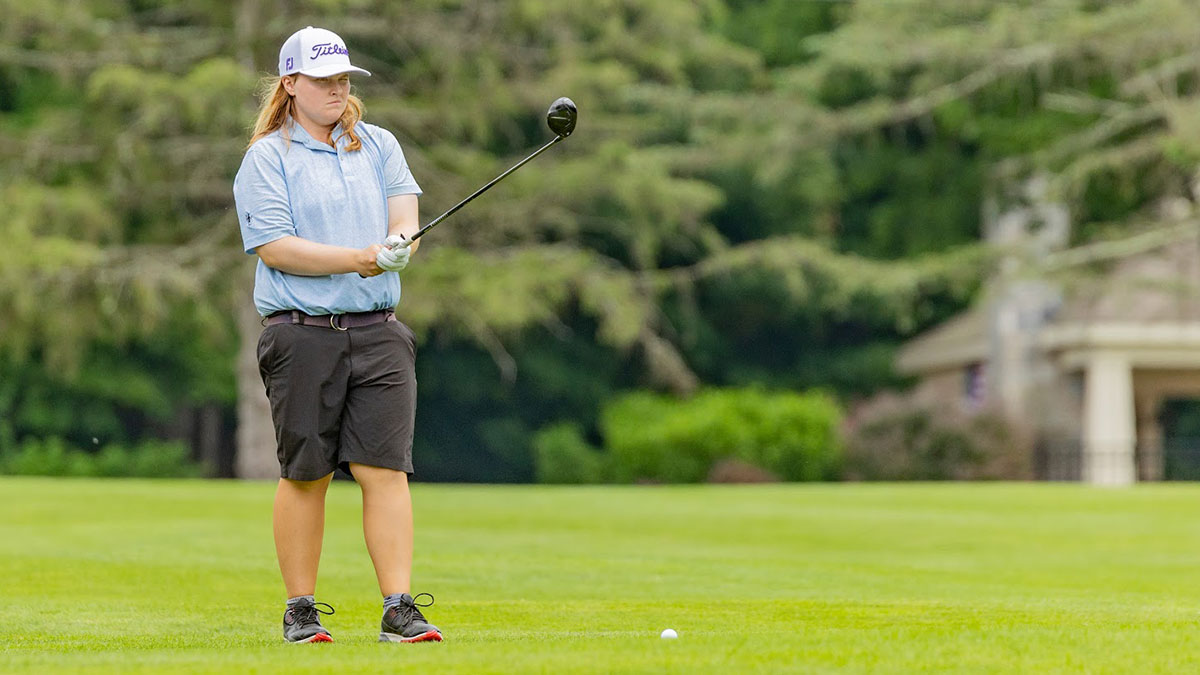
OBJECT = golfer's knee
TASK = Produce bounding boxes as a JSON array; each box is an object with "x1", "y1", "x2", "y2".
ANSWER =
[
  {"x1": 348, "y1": 462, "x2": 408, "y2": 488},
  {"x1": 281, "y1": 473, "x2": 334, "y2": 493}
]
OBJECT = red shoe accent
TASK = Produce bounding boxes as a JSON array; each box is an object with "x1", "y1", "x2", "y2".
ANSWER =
[
  {"x1": 400, "y1": 630, "x2": 443, "y2": 643},
  {"x1": 295, "y1": 632, "x2": 333, "y2": 643}
]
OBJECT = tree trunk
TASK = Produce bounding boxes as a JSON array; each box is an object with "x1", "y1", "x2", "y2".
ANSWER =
[
  {"x1": 195, "y1": 404, "x2": 216, "y2": 474},
  {"x1": 235, "y1": 264, "x2": 278, "y2": 479},
  {"x1": 232, "y1": 0, "x2": 276, "y2": 480}
]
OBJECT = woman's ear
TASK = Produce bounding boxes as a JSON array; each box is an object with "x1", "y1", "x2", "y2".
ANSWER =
[{"x1": 281, "y1": 75, "x2": 296, "y2": 96}]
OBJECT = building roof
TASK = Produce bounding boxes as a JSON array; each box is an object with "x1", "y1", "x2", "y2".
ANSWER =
[
  {"x1": 895, "y1": 308, "x2": 988, "y2": 374},
  {"x1": 1054, "y1": 229, "x2": 1200, "y2": 323},
  {"x1": 897, "y1": 226, "x2": 1200, "y2": 375}
]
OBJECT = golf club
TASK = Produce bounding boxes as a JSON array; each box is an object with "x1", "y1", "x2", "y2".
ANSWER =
[{"x1": 387, "y1": 97, "x2": 577, "y2": 251}]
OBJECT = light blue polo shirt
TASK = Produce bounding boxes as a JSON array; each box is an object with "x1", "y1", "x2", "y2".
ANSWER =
[{"x1": 233, "y1": 119, "x2": 422, "y2": 316}]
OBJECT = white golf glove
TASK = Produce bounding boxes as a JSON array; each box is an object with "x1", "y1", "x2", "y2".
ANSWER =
[{"x1": 376, "y1": 235, "x2": 411, "y2": 272}]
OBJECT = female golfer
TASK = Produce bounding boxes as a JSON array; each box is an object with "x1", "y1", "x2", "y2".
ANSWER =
[{"x1": 233, "y1": 25, "x2": 441, "y2": 644}]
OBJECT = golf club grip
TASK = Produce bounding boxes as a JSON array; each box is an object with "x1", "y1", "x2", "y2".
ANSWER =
[{"x1": 389, "y1": 135, "x2": 564, "y2": 250}]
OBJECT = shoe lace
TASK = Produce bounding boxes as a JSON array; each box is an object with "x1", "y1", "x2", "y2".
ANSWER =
[
  {"x1": 291, "y1": 602, "x2": 335, "y2": 627},
  {"x1": 398, "y1": 593, "x2": 435, "y2": 624}
]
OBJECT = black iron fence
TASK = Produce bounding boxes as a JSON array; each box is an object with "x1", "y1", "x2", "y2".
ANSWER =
[{"x1": 1033, "y1": 437, "x2": 1200, "y2": 481}]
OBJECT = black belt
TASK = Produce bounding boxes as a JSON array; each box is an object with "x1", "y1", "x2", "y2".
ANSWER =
[{"x1": 265, "y1": 309, "x2": 394, "y2": 331}]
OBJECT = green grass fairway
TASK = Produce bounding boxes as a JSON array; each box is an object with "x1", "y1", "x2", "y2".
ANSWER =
[{"x1": 4, "y1": 479, "x2": 1200, "y2": 673}]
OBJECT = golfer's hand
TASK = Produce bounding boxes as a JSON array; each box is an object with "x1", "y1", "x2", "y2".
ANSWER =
[
  {"x1": 357, "y1": 243, "x2": 387, "y2": 277},
  {"x1": 376, "y1": 236, "x2": 411, "y2": 272}
]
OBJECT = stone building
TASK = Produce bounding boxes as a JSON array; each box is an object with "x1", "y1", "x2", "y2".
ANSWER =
[{"x1": 895, "y1": 180, "x2": 1200, "y2": 484}]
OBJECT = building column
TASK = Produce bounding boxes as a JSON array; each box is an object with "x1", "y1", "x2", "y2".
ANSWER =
[{"x1": 1082, "y1": 352, "x2": 1136, "y2": 485}]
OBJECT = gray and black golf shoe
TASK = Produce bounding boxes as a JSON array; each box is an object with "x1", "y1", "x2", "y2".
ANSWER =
[
  {"x1": 282, "y1": 599, "x2": 335, "y2": 643},
  {"x1": 379, "y1": 593, "x2": 443, "y2": 643}
]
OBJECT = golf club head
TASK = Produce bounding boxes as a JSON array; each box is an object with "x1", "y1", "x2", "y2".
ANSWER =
[{"x1": 547, "y1": 97, "x2": 577, "y2": 138}]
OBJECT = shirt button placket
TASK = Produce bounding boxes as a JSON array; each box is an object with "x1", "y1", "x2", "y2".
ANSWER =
[{"x1": 338, "y1": 146, "x2": 356, "y2": 190}]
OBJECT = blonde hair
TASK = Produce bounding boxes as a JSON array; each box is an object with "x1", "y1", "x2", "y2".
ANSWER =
[{"x1": 247, "y1": 76, "x2": 365, "y2": 151}]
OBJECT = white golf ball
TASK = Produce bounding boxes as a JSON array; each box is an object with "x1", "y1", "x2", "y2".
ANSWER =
[{"x1": 660, "y1": 628, "x2": 678, "y2": 639}]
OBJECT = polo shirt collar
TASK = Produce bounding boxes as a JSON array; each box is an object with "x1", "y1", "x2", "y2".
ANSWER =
[{"x1": 286, "y1": 118, "x2": 344, "y2": 153}]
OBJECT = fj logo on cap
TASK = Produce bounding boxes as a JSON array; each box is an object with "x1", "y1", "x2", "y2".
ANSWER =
[
  {"x1": 310, "y1": 43, "x2": 349, "y2": 60},
  {"x1": 285, "y1": 57, "x2": 293, "y2": 70}
]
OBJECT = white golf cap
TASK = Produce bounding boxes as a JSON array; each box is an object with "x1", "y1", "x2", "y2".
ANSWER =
[{"x1": 278, "y1": 26, "x2": 371, "y2": 78}]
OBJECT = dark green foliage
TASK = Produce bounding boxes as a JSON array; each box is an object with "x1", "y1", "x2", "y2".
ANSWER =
[
  {"x1": 0, "y1": 437, "x2": 202, "y2": 478},
  {"x1": 7, "y1": 0, "x2": 1194, "y2": 482},
  {"x1": 718, "y1": 0, "x2": 839, "y2": 68},
  {"x1": 532, "y1": 422, "x2": 605, "y2": 484},
  {"x1": 1074, "y1": 163, "x2": 1161, "y2": 242},
  {"x1": 817, "y1": 64, "x2": 878, "y2": 109},
  {"x1": 412, "y1": 320, "x2": 637, "y2": 483},
  {"x1": 0, "y1": 315, "x2": 236, "y2": 465},
  {"x1": 834, "y1": 130, "x2": 985, "y2": 259}
]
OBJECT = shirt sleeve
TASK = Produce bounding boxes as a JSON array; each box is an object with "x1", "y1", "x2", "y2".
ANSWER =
[
  {"x1": 233, "y1": 143, "x2": 297, "y2": 254},
  {"x1": 379, "y1": 129, "x2": 422, "y2": 197}
]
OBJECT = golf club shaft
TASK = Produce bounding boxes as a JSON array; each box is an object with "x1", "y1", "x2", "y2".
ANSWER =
[{"x1": 392, "y1": 135, "x2": 564, "y2": 249}]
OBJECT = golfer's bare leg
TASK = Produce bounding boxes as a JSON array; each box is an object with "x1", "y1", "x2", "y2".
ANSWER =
[
  {"x1": 349, "y1": 462, "x2": 413, "y2": 595},
  {"x1": 273, "y1": 473, "x2": 334, "y2": 598}
]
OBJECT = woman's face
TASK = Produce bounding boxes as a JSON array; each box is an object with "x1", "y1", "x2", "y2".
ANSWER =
[{"x1": 283, "y1": 73, "x2": 351, "y2": 129}]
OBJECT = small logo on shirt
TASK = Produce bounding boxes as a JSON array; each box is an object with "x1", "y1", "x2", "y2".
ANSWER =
[
  {"x1": 245, "y1": 211, "x2": 252, "y2": 225},
  {"x1": 310, "y1": 43, "x2": 348, "y2": 60}
]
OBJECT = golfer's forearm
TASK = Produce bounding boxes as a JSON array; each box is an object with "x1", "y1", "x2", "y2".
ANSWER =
[
  {"x1": 256, "y1": 236, "x2": 360, "y2": 276},
  {"x1": 388, "y1": 194, "x2": 420, "y2": 254}
]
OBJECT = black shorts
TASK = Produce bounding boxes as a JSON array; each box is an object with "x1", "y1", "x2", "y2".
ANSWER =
[{"x1": 256, "y1": 316, "x2": 417, "y2": 481}]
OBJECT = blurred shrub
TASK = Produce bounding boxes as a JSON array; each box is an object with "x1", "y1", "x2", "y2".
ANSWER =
[
  {"x1": 0, "y1": 437, "x2": 203, "y2": 478},
  {"x1": 843, "y1": 392, "x2": 1033, "y2": 480},
  {"x1": 532, "y1": 422, "x2": 606, "y2": 484},
  {"x1": 602, "y1": 387, "x2": 842, "y2": 483}
]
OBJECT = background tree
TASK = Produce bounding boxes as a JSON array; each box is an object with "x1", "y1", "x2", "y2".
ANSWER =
[{"x1": 4, "y1": 0, "x2": 1196, "y2": 481}]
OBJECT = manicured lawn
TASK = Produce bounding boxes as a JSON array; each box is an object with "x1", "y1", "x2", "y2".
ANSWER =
[{"x1": 3, "y1": 477, "x2": 1200, "y2": 673}]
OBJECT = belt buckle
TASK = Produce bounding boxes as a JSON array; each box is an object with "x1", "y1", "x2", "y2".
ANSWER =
[{"x1": 330, "y1": 314, "x2": 348, "y2": 331}]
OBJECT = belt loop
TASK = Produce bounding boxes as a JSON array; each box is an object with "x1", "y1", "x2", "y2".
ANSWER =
[{"x1": 291, "y1": 310, "x2": 302, "y2": 325}]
